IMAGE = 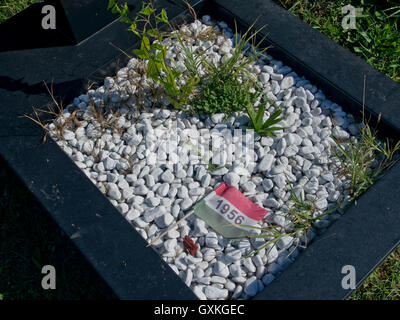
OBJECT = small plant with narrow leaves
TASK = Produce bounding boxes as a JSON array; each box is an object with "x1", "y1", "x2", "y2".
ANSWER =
[
  {"x1": 239, "y1": 184, "x2": 338, "y2": 258},
  {"x1": 175, "y1": 33, "x2": 206, "y2": 80},
  {"x1": 202, "y1": 21, "x2": 269, "y2": 82},
  {"x1": 245, "y1": 103, "x2": 283, "y2": 137},
  {"x1": 334, "y1": 122, "x2": 400, "y2": 201}
]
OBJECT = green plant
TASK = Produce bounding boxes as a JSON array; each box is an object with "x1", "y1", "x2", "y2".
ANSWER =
[
  {"x1": 192, "y1": 74, "x2": 259, "y2": 114},
  {"x1": 245, "y1": 103, "x2": 283, "y2": 137},
  {"x1": 191, "y1": 22, "x2": 269, "y2": 115},
  {"x1": 240, "y1": 185, "x2": 337, "y2": 258},
  {"x1": 203, "y1": 21, "x2": 268, "y2": 81},
  {"x1": 273, "y1": 0, "x2": 400, "y2": 82},
  {"x1": 333, "y1": 74, "x2": 400, "y2": 201},
  {"x1": 175, "y1": 33, "x2": 205, "y2": 80},
  {"x1": 0, "y1": 0, "x2": 37, "y2": 24},
  {"x1": 107, "y1": 0, "x2": 195, "y2": 108},
  {"x1": 347, "y1": 6, "x2": 400, "y2": 81},
  {"x1": 333, "y1": 122, "x2": 400, "y2": 200}
]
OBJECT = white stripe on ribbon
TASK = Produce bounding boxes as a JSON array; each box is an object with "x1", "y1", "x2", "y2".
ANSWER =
[{"x1": 204, "y1": 192, "x2": 258, "y2": 230}]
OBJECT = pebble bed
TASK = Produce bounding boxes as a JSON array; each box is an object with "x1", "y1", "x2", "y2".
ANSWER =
[{"x1": 48, "y1": 16, "x2": 359, "y2": 300}]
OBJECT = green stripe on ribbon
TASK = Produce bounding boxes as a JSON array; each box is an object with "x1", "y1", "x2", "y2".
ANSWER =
[{"x1": 194, "y1": 200, "x2": 249, "y2": 239}]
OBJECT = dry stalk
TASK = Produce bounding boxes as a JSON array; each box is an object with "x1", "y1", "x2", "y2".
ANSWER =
[{"x1": 23, "y1": 81, "x2": 80, "y2": 143}]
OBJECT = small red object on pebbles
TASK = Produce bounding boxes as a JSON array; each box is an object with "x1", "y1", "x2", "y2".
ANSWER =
[{"x1": 183, "y1": 235, "x2": 198, "y2": 256}]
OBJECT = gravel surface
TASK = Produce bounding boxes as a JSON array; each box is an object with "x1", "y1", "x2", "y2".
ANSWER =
[{"x1": 48, "y1": 16, "x2": 357, "y2": 300}]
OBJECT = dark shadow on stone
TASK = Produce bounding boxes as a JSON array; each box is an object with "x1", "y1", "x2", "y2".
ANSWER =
[{"x1": 0, "y1": 76, "x2": 84, "y2": 102}]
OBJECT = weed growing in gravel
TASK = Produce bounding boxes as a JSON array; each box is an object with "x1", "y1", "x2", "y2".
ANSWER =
[
  {"x1": 334, "y1": 122, "x2": 400, "y2": 201},
  {"x1": 240, "y1": 185, "x2": 338, "y2": 258},
  {"x1": 23, "y1": 82, "x2": 74, "y2": 143},
  {"x1": 87, "y1": 101, "x2": 125, "y2": 135},
  {"x1": 176, "y1": 34, "x2": 205, "y2": 80},
  {"x1": 204, "y1": 21, "x2": 268, "y2": 81},
  {"x1": 333, "y1": 75, "x2": 400, "y2": 201},
  {"x1": 192, "y1": 22, "x2": 269, "y2": 115},
  {"x1": 108, "y1": 0, "x2": 196, "y2": 108},
  {"x1": 109, "y1": 0, "x2": 284, "y2": 133},
  {"x1": 191, "y1": 74, "x2": 259, "y2": 114},
  {"x1": 242, "y1": 115, "x2": 399, "y2": 257},
  {"x1": 246, "y1": 103, "x2": 283, "y2": 137}
]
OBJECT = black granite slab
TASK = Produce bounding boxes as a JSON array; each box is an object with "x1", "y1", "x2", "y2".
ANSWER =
[
  {"x1": 0, "y1": 0, "x2": 399, "y2": 300},
  {"x1": 56, "y1": 0, "x2": 125, "y2": 44},
  {"x1": 0, "y1": 0, "x2": 138, "y2": 52},
  {"x1": 0, "y1": 1, "x2": 74, "y2": 51}
]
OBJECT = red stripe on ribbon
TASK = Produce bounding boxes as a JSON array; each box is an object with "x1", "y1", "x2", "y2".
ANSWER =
[{"x1": 214, "y1": 182, "x2": 268, "y2": 221}]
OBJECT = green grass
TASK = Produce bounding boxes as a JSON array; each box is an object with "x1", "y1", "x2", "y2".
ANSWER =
[
  {"x1": 0, "y1": 0, "x2": 37, "y2": 24},
  {"x1": 274, "y1": 0, "x2": 400, "y2": 82},
  {"x1": 273, "y1": 0, "x2": 400, "y2": 301},
  {"x1": 350, "y1": 249, "x2": 400, "y2": 300}
]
